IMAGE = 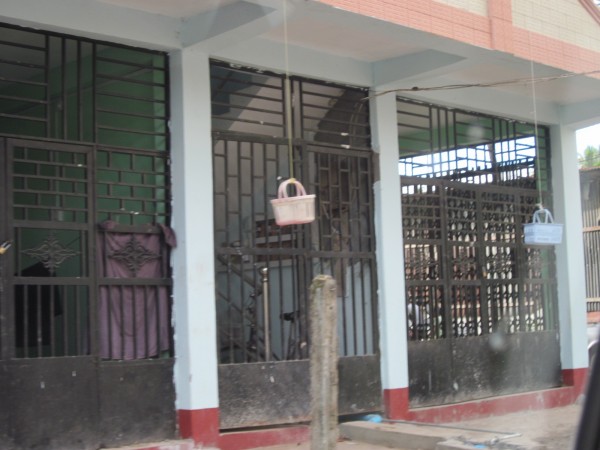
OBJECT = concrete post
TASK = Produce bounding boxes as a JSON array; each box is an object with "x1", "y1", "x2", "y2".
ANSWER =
[
  {"x1": 310, "y1": 275, "x2": 338, "y2": 450},
  {"x1": 550, "y1": 124, "x2": 588, "y2": 392},
  {"x1": 170, "y1": 48, "x2": 220, "y2": 445},
  {"x1": 369, "y1": 91, "x2": 410, "y2": 418}
]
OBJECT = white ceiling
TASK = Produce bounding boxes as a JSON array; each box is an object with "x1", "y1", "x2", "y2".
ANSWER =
[{"x1": 96, "y1": 0, "x2": 238, "y2": 18}]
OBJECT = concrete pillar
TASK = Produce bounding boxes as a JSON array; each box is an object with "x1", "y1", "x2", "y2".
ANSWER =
[
  {"x1": 309, "y1": 275, "x2": 338, "y2": 450},
  {"x1": 369, "y1": 91, "x2": 410, "y2": 418},
  {"x1": 170, "y1": 48, "x2": 220, "y2": 446},
  {"x1": 550, "y1": 124, "x2": 588, "y2": 393}
]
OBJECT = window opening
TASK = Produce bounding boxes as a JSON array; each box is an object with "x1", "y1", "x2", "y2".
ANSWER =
[
  {"x1": 1, "y1": 23, "x2": 172, "y2": 360},
  {"x1": 211, "y1": 62, "x2": 376, "y2": 364},
  {"x1": 398, "y1": 97, "x2": 557, "y2": 342}
]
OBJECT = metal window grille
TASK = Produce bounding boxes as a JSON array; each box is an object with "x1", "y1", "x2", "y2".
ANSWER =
[
  {"x1": 211, "y1": 62, "x2": 377, "y2": 364},
  {"x1": 398, "y1": 97, "x2": 557, "y2": 341},
  {"x1": 397, "y1": 97, "x2": 549, "y2": 189},
  {"x1": 0, "y1": 23, "x2": 168, "y2": 151},
  {"x1": 0, "y1": 22, "x2": 172, "y2": 360},
  {"x1": 581, "y1": 169, "x2": 600, "y2": 301}
]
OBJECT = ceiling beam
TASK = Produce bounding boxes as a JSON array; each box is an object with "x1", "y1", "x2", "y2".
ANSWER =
[
  {"x1": 0, "y1": 0, "x2": 180, "y2": 50},
  {"x1": 180, "y1": 1, "x2": 284, "y2": 51}
]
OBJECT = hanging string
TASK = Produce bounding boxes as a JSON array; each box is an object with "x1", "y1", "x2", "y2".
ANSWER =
[
  {"x1": 529, "y1": 60, "x2": 543, "y2": 210},
  {"x1": 527, "y1": 36, "x2": 544, "y2": 211},
  {"x1": 282, "y1": 0, "x2": 295, "y2": 182}
]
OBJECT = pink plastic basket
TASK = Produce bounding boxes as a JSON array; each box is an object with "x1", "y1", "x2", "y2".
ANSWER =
[{"x1": 270, "y1": 179, "x2": 316, "y2": 226}]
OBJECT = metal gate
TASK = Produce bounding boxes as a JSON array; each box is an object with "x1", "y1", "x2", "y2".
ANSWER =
[
  {"x1": 211, "y1": 62, "x2": 380, "y2": 428},
  {"x1": 0, "y1": 23, "x2": 174, "y2": 450},
  {"x1": 580, "y1": 169, "x2": 600, "y2": 304},
  {"x1": 0, "y1": 138, "x2": 175, "y2": 450},
  {"x1": 398, "y1": 97, "x2": 561, "y2": 407}
]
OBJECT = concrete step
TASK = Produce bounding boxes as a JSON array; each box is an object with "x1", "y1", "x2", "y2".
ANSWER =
[
  {"x1": 102, "y1": 439, "x2": 197, "y2": 450},
  {"x1": 340, "y1": 421, "x2": 546, "y2": 450}
]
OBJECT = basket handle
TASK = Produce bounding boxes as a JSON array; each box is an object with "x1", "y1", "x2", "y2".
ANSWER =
[
  {"x1": 532, "y1": 208, "x2": 554, "y2": 224},
  {"x1": 277, "y1": 179, "x2": 307, "y2": 199}
]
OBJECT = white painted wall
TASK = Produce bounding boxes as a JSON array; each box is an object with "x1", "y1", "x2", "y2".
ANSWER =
[
  {"x1": 434, "y1": 0, "x2": 487, "y2": 15},
  {"x1": 550, "y1": 124, "x2": 589, "y2": 369},
  {"x1": 170, "y1": 48, "x2": 219, "y2": 410}
]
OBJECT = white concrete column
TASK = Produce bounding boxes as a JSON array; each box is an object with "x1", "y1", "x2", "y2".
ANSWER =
[
  {"x1": 550, "y1": 124, "x2": 588, "y2": 371},
  {"x1": 169, "y1": 47, "x2": 219, "y2": 443},
  {"x1": 369, "y1": 92, "x2": 410, "y2": 417}
]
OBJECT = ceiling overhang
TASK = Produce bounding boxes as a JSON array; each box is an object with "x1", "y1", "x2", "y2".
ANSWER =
[{"x1": 0, "y1": 0, "x2": 598, "y2": 126}]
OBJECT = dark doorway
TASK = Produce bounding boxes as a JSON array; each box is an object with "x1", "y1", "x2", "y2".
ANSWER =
[
  {"x1": 397, "y1": 98, "x2": 561, "y2": 406},
  {"x1": 0, "y1": 22, "x2": 175, "y2": 450},
  {"x1": 211, "y1": 62, "x2": 381, "y2": 428}
]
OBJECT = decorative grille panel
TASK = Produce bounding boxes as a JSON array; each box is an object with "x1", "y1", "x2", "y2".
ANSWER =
[
  {"x1": 402, "y1": 177, "x2": 557, "y2": 341},
  {"x1": 212, "y1": 62, "x2": 377, "y2": 365}
]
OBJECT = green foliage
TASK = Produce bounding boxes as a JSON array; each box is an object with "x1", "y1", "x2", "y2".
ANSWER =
[{"x1": 579, "y1": 146, "x2": 600, "y2": 168}]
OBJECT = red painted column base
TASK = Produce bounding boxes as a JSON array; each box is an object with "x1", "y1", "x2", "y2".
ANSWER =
[
  {"x1": 563, "y1": 367, "x2": 588, "y2": 396},
  {"x1": 178, "y1": 371, "x2": 588, "y2": 449},
  {"x1": 383, "y1": 387, "x2": 410, "y2": 420},
  {"x1": 178, "y1": 408, "x2": 219, "y2": 447},
  {"x1": 407, "y1": 368, "x2": 588, "y2": 423}
]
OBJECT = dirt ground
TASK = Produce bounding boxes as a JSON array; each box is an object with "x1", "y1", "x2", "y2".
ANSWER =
[
  {"x1": 453, "y1": 403, "x2": 583, "y2": 450},
  {"x1": 256, "y1": 402, "x2": 584, "y2": 449}
]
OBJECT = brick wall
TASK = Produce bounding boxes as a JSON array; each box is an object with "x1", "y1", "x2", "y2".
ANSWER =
[{"x1": 315, "y1": 0, "x2": 600, "y2": 78}]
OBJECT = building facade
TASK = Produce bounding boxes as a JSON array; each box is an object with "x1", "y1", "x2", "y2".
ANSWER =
[{"x1": 0, "y1": 0, "x2": 599, "y2": 449}]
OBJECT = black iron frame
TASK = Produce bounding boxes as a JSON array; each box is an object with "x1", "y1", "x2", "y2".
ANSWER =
[
  {"x1": 0, "y1": 21, "x2": 174, "y2": 450},
  {"x1": 211, "y1": 61, "x2": 381, "y2": 429},
  {"x1": 398, "y1": 97, "x2": 561, "y2": 407}
]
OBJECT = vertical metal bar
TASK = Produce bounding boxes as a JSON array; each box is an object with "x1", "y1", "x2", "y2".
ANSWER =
[
  {"x1": 143, "y1": 284, "x2": 149, "y2": 358},
  {"x1": 119, "y1": 284, "x2": 125, "y2": 358},
  {"x1": 295, "y1": 79, "x2": 303, "y2": 143},
  {"x1": 152, "y1": 285, "x2": 158, "y2": 358},
  {"x1": 92, "y1": 43, "x2": 97, "y2": 143},
  {"x1": 298, "y1": 142, "x2": 310, "y2": 360},
  {"x1": 515, "y1": 192, "x2": 525, "y2": 333},
  {"x1": 61, "y1": 37, "x2": 67, "y2": 140},
  {"x1": 97, "y1": 224, "x2": 107, "y2": 359},
  {"x1": 62, "y1": 285, "x2": 69, "y2": 356},
  {"x1": 428, "y1": 105, "x2": 435, "y2": 174},
  {"x1": 475, "y1": 189, "x2": 489, "y2": 335},
  {"x1": 0, "y1": 138, "x2": 8, "y2": 360},
  {"x1": 223, "y1": 139, "x2": 232, "y2": 362},
  {"x1": 74, "y1": 284, "x2": 81, "y2": 355},
  {"x1": 234, "y1": 141, "x2": 248, "y2": 361},
  {"x1": 77, "y1": 41, "x2": 82, "y2": 141},
  {"x1": 440, "y1": 178, "x2": 453, "y2": 339},
  {"x1": 436, "y1": 107, "x2": 443, "y2": 171},
  {"x1": 223, "y1": 261, "x2": 232, "y2": 364},
  {"x1": 44, "y1": 34, "x2": 51, "y2": 137},
  {"x1": 49, "y1": 279, "x2": 56, "y2": 357},
  {"x1": 272, "y1": 252, "x2": 280, "y2": 361},
  {"x1": 357, "y1": 258, "x2": 367, "y2": 352},
  {"x1": 260, "y1": 267, "x2": 270, "y2": 361},
  {"x1": 36, "y1": 285, "x2": 43, "y2": 356},
  {"x1": 132, "y1": 284, "x2": 138, "y2": 359},
  {"x1": 21, "y1": 283, "x2": 29, "y2": 357}
]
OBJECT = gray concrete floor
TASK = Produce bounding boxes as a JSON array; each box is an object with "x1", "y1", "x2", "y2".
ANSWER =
[{"x1": 254, "y1": 403, "x2": 583, "y2": 449}]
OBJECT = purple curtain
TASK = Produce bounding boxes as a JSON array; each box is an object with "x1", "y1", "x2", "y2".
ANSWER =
[{"x1": 97, "y1": 222, "x2": 175, "y2": 360}]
